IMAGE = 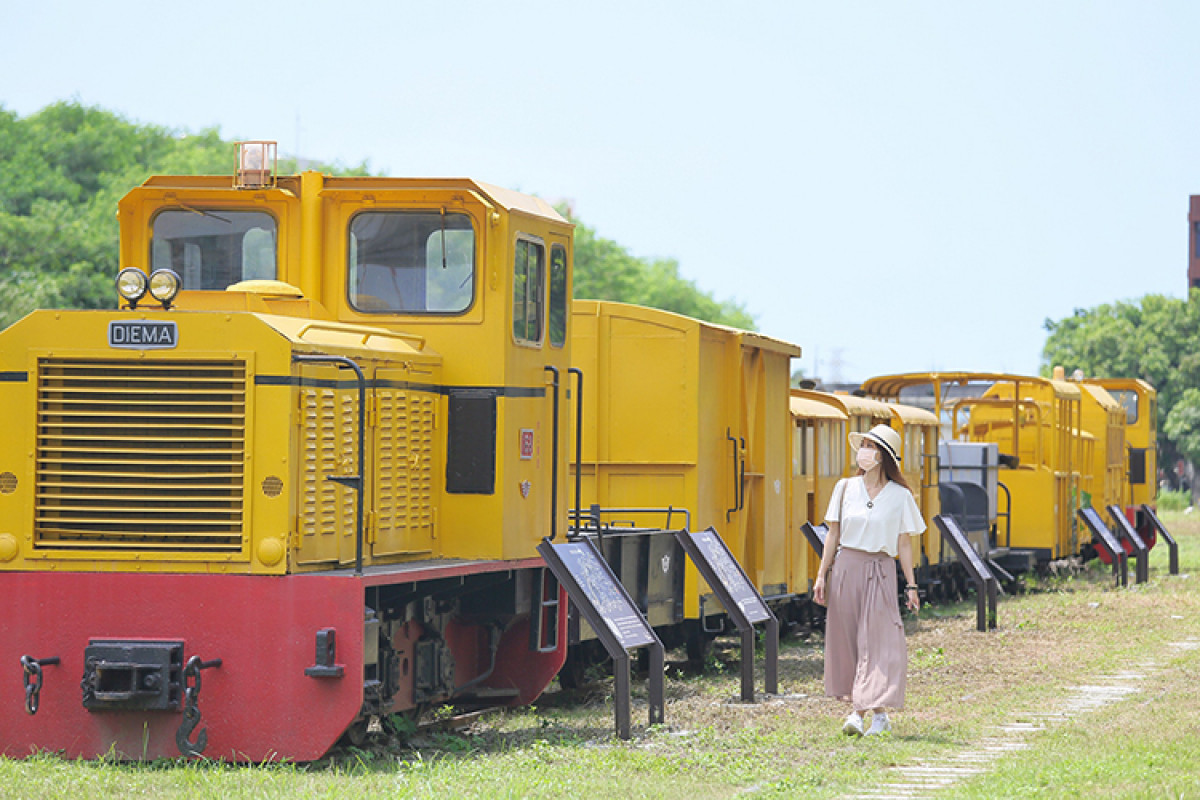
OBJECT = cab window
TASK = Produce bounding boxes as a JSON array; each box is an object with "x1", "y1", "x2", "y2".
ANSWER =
[
  {"x1": 1109, "y1": 389, "x2": 1139, "y2": 424},
  {"x1": 513, "y1": 239, "x2": 545, "y2": 343},
  {"x1": 348, "y1": 211, "x2": 475, "y2": 314},
  {"x1": 151, "y1": 209, "x2": 277, "y2": 289},
  {"x1": 548, "y1": 244, "x2": 568, "y2": 347}
]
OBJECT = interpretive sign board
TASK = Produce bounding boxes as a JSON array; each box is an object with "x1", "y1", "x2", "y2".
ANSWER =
[
  {"x1": 1141, "y1": 504, "x2": 1179, "y2": 575},
  {"x1": 537, "y1": 537, "x2": 663, "y2": 738},
  {"x1": 800, "y1": 522, "x2": 828, "y2": 560},
  {"x1": 675, "y1": 527, "x2": 778, "y2": 700},
  {"x1": 1077, "y1": 507, "x2": 1127, "y2": 587},
  {"x1": 933, "y1": 515, "x2": 998, "y2": 631},
  {"x1": 1106, "y1": 505, "x2": 1149, "y2": 584}
]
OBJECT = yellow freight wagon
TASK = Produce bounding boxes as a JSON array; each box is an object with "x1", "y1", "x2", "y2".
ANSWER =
[{"x1": 570, "y1": 300, "x2": 801, "y2": 632}]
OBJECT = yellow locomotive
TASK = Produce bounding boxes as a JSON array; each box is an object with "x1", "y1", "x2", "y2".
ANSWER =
[{"x1": 1, "y1": 144, "x2": 574, "y2": 760}]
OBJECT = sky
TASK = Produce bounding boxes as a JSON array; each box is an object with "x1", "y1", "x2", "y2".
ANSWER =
[{"x1": 3, "y1": 1, "x2": 1197, "y2": 382}]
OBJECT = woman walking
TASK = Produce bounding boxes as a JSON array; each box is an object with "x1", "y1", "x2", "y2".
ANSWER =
[{"x1": 813, "y1": 424, "x2": 923, "y2": 736}]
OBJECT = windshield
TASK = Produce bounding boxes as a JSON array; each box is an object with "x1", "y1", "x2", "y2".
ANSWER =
[
  {"x1": 348, "y1": 211, "x2": 475, "y2": 314},
  {"x1": 151, "y1": 209, "x2": 277, "y2": 289}
]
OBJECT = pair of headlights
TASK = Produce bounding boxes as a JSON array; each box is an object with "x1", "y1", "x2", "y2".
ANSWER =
[{"x1": 116, "y1": 268, "x2": 182, "y2": 308}]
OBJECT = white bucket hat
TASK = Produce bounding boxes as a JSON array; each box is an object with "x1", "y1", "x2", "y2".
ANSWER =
[{"x1": 848, "y1": 424, "x2": 902, "y2": 464}]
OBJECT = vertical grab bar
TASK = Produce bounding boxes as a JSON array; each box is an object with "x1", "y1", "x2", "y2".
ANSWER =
[
  {"x1": 726, "y1": 429, "x2": 740, "y2": 522},
  {"x1": 739, "y1": 436, "x2": 747, "y2": 511},
  {"x1": 568, "y1": 367, "x2": 584, "y2": 528},
  {"x1": 544, "y1": 366, "x2": 560, "y2": 541}
]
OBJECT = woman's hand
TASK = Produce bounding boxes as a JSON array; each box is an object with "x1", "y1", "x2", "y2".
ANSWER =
[
  {"x1": 814, "y1": 575, "x2": 827, "y2": 607},
  {"x1": 905, "y1": 586, "x2": 920, "y2": 613}
]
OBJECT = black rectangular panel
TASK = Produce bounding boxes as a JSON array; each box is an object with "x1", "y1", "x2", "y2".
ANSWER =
[
  {"x1": 1128, "y1": 447, "x2": 1147, "y2": 485},
  {"x1": 446, "y1": 391, "x2": 496, "y2": 494}
]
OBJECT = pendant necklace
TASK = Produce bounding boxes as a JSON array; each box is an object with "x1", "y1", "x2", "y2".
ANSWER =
[{"x1": 866, "y1": 478, "x2": 881, "y2": 509}]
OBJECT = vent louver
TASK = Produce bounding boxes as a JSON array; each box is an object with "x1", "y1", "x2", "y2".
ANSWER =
[{"x1": 35, "y1": 358, "x2": 247, "y2": 552}]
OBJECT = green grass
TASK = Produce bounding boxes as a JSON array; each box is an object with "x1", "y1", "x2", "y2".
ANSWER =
[{"x1": 3, "y1": 511, "x2": 1199, "y2": 799}]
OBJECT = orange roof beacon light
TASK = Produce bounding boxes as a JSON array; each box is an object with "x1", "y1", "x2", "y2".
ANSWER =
[{"x1": 235, "y1": 140, "x2": 277, "y2": 189}]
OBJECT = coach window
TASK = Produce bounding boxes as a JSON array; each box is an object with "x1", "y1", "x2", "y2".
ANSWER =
[
  {"x1": 348, "y1": 211, "x2": 475, "y2": 313},
  {"x1": 513, "y1": 238, "x2": 545, "y2": 343},
  {"x1": 151, "y1": 209, "x2": 277, "y2": 289},
  {"x1": 548, "y1": 244, "x2": 567, "y2": 347}
]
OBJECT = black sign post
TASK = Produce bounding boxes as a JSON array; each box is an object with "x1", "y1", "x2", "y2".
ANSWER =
[
  {"x1": 1140, "y1": 504, "x2": 1180, "y2": 575},
  {"x1": 799, "y1": 522, "x2": 828, "y2": 560},
  {"x1": 675, "y1": 527, "x2": 778, "y2": 702},
  {"x1": 1106, "y1": 505, "x2": 1149, "y2": 584},
  {"x1": 933, "y1": 515, "x2": 998, "y2": 631},
  {"x1": 537, "y1": 538, "x2": 664, "y2": 739},
  {"x1": 1076, "y1": 507, "x2": 1127, "y2": 587}
]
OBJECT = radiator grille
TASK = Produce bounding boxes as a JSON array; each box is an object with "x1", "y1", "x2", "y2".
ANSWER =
[{"x1": 35, "y1": 358, "x2": 247, "y2": 551}]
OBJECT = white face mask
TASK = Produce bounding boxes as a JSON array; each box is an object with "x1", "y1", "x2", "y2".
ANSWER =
[{"x1": 856, "y1": 447, "x2": 879, "y2": 471}]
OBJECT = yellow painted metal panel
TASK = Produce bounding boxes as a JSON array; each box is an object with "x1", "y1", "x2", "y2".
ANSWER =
[{"x1": 570, "y1": 301, "x2": 801, "y2": 620}]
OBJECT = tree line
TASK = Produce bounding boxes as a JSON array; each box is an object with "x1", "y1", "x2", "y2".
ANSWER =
[
  {"x1": 1042, "y1": 292, "x2": 1200, "y2": 488},
  {"x1": 0, "y1": 101, "x2": 753, "y2": 331}
]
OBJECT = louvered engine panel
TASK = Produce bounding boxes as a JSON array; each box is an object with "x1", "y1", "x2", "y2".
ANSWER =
[
  {"x1": 298, "y1": 387, "x2": 357, "y2": 564},
  {"x1": 34, "y1": 358, "x2": 247, "y2": 551},
  {"x1": 374, "y1": 390, "x2": 435, "y2": 556}
]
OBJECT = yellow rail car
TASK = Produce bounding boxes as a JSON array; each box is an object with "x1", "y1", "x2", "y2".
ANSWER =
[
  {"x1": 569, "y1": 300, "x2": 801, "y2": 645},
  {"x1": 1087, "y1": 379, "x2": 1158, "y2": 511},
  {"x1": 1077, "y1": 382, "x2": 1127, "y2": 515},
  {"x1": 886, "y1": 402, "x2": 943, "y2": 572},
  {"x1": 788, "y1": 392, "x2": 848, "y2": 593},
  {"x1": 863, "y1": 372, "x2": 1084, "y2": 567},
  {"x1": 1084, "y1": 377, "x2": 1159, "y2": 546},
  {"x1": 790, "y1": 390, "x2": 893, "y2": 475}
]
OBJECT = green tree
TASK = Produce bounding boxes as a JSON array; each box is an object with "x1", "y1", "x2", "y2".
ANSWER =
[
  {"x1": 1041, "y1": 290, "x2": 1200, "y2": 476},
  {"x1": 1164, "y1": 388, "x2": 1200, "y2": 466},
  {"x1": 0, "y1": 102, "x2": 235, "y2": 327}
]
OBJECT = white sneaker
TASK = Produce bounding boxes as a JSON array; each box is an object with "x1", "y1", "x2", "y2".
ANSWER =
[
  {"x1": 865, "y1": 713, "x2": 891, "y2": 736},
  {"x1": 842, "y1": 711, "x2": 864, "y2": 736}
]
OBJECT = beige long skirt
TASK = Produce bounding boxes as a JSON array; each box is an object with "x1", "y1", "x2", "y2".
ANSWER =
[{"x1": 824, "y1": 547, "x2": 907, "y2": 711}]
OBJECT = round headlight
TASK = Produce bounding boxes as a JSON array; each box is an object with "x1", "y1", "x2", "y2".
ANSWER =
[
  {"x1": 116, "y1": 268, "x2": 148, "y2": 303},
  {"x1": 149, "y1": 269, "x2": 182, "y2": 305}
]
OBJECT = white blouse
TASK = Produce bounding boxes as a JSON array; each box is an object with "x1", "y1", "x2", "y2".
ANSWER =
[{"x1": 824, "y1": 476, "x2": 926, "y2": 557}]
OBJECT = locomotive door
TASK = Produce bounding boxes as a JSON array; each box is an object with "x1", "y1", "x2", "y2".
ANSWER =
[
  {"x1": 295, "y1": 365, "x2": 363, "y2": 568},
  {"x1": 370, "y1": 373, "x2": 438, "y2": 558}
]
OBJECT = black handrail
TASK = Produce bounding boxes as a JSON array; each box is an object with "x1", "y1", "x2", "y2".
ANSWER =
[
  {"x1": 738, "y1": 436, "x2": 747, "y2": 512},
  {"x1": 293, "y1": 354, "x2": 366, "y2": 576},
  {"x1": 726, "y1": 429, "x2": 739, "y2": 522},
  {"x1": 544, "y1": 366, "x2": 560, "y2": 541},
  {"x1": 569, "y1": 367, "x2": 584, "y2": 526}
]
